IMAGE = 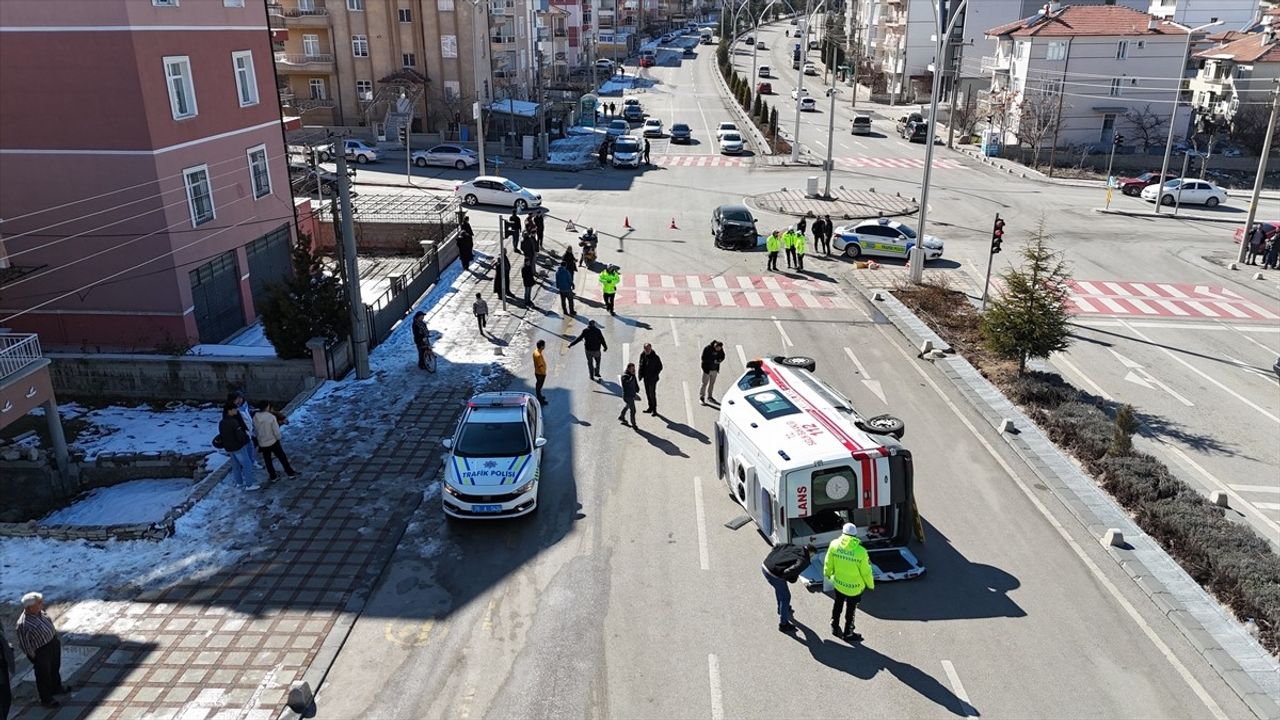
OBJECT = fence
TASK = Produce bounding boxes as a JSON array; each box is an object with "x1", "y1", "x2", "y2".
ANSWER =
[{"x1": 0, "y1": 332, "x2": 42, "y2": 382}]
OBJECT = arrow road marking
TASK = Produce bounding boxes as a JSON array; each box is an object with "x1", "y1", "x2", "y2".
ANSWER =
[
  {"x1": 772, "y1": 316, "x2": 793, "y2": 347},
  {"x1": 1110, "y1": 349, "x2": 1194, "y2": 407},
  {"x1": 844, "y1": 347, "x2": 887, "y2": 404},
  {"x1": 1123, "y1": 370, "x2": 1155, "y2": 390}
]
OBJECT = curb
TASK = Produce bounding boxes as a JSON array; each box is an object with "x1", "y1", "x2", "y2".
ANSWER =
[
  {"x1": 1093, "y1": 207, "x2": 1247, "y2": 225},
  {"x1": 716, "y1": 33, "x2": 773, "y2": 157},
  {"x1": 855, "y1": 284, "x2": 1280, "y2": 719}
]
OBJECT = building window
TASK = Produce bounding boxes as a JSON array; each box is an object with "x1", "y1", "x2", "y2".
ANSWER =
[
  {"x1": 444, "y1": 80, "x2": 461, "y2": 101},
  {"x1": 224, "y1": 0, "x2": 245, "y2": 6},
  {"x1": 399, "y1": 7, "x2": 412, "y2": 22},
  {"x1": 439, "y1": 0, "x2": 454, "y2": 10},
  {"x1": 1100, "y1": 113, "x2": 1117, "y2": 143},
  {"x1": 232, "y1": 51, "x2": 259, "y2": 107},
  {"x1": 153, "y1": 0, "x2": 178, "y2": 5},
  {"x1": 1109, "y1": 78, "x2": 1122, "y2": 96},
  {"x1": 441, "y1": 34, "x2": 458, "y2": 58},
  {"x1": 303, "y1": 34, "x2": 321, "y2": 56},
  {"x1": 356, "y1": 80, "x2": 373, "y2": 101},
  {"x1": 347, "y1": 0, "x2": 364, "y2": 10},
  {"x1": 403, "y1": 53, "x2": 416, "y2": 67},
  {"x1": 183, "y1": 165, "x2": 215, "y2": 227},
  {"x1": 309, "y1": 78, "x2": 327, "y2": 99},
  {"x1": 1115, "y1": 40, "x2": 1128, "y2": 59},
  {"x1": 1016, "y1": 41, "x2": 1029, "y2": 59},
  {"x1": 163, "y1": 56, "x2": 198, "y2": 119},
  {"x1": 299, "y1": 0, "x2": 315, "y2": 9},
  {"x1": 247, "y1": 145, "x2": 271, "y2": 199},
  {"x1": 352, "y1": 35, "x2": 369, "y2": 57},
  {"x1": 1046, "y1": 41, "x2": 1066, "y2": 61}
]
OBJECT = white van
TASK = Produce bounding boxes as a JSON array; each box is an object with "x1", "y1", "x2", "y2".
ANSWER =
[{"x1": 715, "y1": 356, "x2": 925, "y2": 585}]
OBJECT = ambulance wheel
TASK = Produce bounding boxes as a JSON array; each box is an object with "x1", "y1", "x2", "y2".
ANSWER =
[
  {"x1": 864, "y1": 414, "x2": 905, "y2": 439},
  {"x1": 778, "y1": 355, "x2": 817, "y2": 372}
]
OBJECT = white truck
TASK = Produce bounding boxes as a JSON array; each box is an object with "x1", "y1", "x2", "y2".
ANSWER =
[{"x1": 715, "y1": 355, "x2": 925, "y2": 586}]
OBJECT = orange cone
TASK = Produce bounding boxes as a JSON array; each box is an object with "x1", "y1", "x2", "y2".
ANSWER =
[
  {"x1": 670, "y1": 217, "x2": 678, "y2": 230},
  {"x1": 624, "y1": 216, "x2": 632, "y2": 230}
]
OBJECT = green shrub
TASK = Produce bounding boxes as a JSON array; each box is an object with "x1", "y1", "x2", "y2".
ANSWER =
[
  {"x1": 1039, "y1": 401, "x2": 1112, "y2": 462},
  {"x1": 1095, "y1": 454, "x2": 1195, "y2": 507},
  {"x1": 1004, "y1": 370, "x2": 1079, "y2": 409},
  {"x1": 1109, "y1": 404, "x2": 1139, "y2": 457}
]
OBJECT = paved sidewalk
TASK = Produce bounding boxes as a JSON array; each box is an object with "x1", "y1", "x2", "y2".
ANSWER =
[
  {"x1": 750, "y1": 187, "x2": 918, "y2": 219},
  {"x1": 7, "y1": 236, "x2": 533, "y2": 720}
]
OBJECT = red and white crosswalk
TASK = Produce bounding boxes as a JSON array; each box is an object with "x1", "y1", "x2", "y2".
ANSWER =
[
  {"x1": 1067, "y1": 280, "x2": 1278, "y2": 322},
  {"x1": 654, "y1": 155, "x2": 747, "y2": 167},
  {"x1": 589, "y1": 273, "x2": 852, "y2": 309},
  {"x1": 652, "y1": 155, "x2": 966, "y2": 170}
]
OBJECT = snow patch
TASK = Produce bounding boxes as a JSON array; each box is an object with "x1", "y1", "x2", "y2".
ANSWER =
[{"x1": 40, "y1": 478, "x2": 196, "y2": 526}]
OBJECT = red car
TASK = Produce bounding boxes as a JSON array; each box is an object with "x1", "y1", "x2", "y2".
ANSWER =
[
  {"x1": 756, "y1": 81, "x2": 772, "y2": 94},
  {"x1": 1118, "y1": 171, "x2": 1177, "y2": 196},
  {"x1": 639, "y1": 55, "x2": 655, "y2": 68}
]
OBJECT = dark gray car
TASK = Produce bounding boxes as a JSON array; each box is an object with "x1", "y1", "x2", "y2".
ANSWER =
[
  {"x1": 713, "y1": 204, "x2": 758, "y2": 250},
  {"x1": 670, "y1": 123, "x2": 692, "y2": 143}
]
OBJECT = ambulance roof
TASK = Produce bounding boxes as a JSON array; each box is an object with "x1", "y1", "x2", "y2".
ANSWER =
[{"x1": 721, "y1": 359, "x2": 892, "y2": 469}]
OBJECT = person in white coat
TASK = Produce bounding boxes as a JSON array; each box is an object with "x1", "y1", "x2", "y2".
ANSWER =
[{"x1": 252, "y1": 401, "x2": 298, "y2": 481}]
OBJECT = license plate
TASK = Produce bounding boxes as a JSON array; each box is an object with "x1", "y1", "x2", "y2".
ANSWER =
[{"x1": 472, "y1": 504, "x2": 503, "y2": 513}]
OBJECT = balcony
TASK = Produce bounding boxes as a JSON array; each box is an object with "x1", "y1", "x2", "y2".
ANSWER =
[
  {"x1": 492, "y1": 34, "x2": 517, "y2": 45},
  {"x1": 267, "y1": 3, "x2": 286, "y2": 28},
  {"x1": 296, "y1": 98, "x2": 338, "y2": 112},
  {"x1": 490, "y1": 0, "x2": 515, "y2": 14},
  {"x1": 0, "y1": 333, "x2": 42, "y2": 384},
  {"x1": 284, "y1": 4, "x2": 330, "y2": 26},
  {"x1": 274, "y1": 52, "x2": 335, "y2": 72},
  {"x1": 980, "y1": 55, "x2": 1011, "y2": 73}
]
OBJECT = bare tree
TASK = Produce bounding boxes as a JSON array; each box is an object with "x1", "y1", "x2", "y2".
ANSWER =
[
  {"x1": 1123, "y1": 104, "x2": 1167, "y2": 153},
  {"x1": 1231, "y1": 103, "x2": 1280, "y2": 155},
  {"x1": 1012, "y1": 88, "x2": 1062, "y2": 169}
]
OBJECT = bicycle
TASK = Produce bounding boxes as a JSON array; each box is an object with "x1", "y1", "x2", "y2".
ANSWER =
[{"x1": 422, "y1": 343, "x2": 437, "y2": 373}]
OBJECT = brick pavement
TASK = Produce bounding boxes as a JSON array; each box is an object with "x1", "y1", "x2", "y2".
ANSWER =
[
  {"x1": 8, "y1": 255, "x2": 525, "y2": 720},
  {"x1": 751, "y1": 187, "x2": 918, "y2": 220}
]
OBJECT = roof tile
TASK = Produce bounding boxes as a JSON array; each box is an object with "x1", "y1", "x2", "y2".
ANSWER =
[
  {"x1": 986, "y1": 5, "x2": 1187, "y2": 39},
  {"x1": 1194, "y1": 31, "x2": 1280, "y2": 63}
]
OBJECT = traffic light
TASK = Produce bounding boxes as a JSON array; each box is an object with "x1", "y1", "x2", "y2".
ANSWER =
[
  {"x1": 398, "y1": 125, "x2": 408, "y2": 147},
  {"x1": 991, "y1": 215, "x2": 1005, "y2": 254},
  {"x1": 1113, "y1": 133, "x2": 1124, "y2": 148}
]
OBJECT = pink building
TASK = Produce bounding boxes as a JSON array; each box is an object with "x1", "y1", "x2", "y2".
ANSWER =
[{"x1": 0, "y1": 0, "x2": 297, "y2": 350}]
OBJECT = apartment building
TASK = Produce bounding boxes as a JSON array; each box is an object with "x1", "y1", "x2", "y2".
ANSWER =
[
  {"x1": 983, "y1": 4, "x2": 1193, "y2": 149},
  {"x1": 1147, "y1": 0, "x2": 1262, "y2": 29},
  {"x1": 0, "y1": 0, "x2": 296, "y2": 350},
  {"x1": 1191, "y1": 26, "x2": 1280, "y2": 124}
]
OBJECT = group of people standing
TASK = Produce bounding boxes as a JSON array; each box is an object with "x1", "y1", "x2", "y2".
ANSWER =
[
  {"x1": 764, "y1": 215, "x2": 836, "y2": 272},
  {"x1": 1244, "y1": 224, "x2": 1279, "y2": 269},
  {"x1": 762, "y1": 522, "x2": 875, "y2": 641},
  {"x1": 216, "y1": 389, "x2": 297, "y2": 491}
]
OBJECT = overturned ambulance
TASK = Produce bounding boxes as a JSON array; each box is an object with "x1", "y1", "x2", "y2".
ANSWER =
[{"x1": 714, "y1": 355, "x2": 925, "y2": 585}]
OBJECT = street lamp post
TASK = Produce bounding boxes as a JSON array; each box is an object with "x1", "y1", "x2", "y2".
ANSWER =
[
  {"x1": 823, "y1": 86, "x2": 838, "y2": 197},
  {"x1": 789, "y1": 0, "x2": 813, "y2": 162},
  {"x1": 1237, "y1": 80, "x2": 1280, "y2": 263},
  {"x1": 752, "y1": 0, "x2": 796, "y2": 91},
  {"x1": 1155, "y1": 20, "x2": 1222, "y2": 215}
]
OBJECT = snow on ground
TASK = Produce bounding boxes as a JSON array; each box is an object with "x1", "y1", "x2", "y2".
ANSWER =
[
  {"x1": 597, "y1": 75, "x2": 642, "y2": 95},
  {"x1": 549, "y1": 133, "x2": 605, "y2": 165},
  {"x1": 22, "y1": 402, "x2": 224, "y2": 464},
  {"x1": 40, "y1": 478, "x2": 196, "y2": 526},
  {"x1": 190, "y1": 321, "x2": 280, "y2": 357}
]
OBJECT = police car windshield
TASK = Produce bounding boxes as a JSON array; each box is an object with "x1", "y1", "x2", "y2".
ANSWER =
[
  {"x1": 897, "y1": 224, "x2": 917, "y2": 239},
  {"x1": 455, "y1": 421, "x2": 530, "y2": 457}
]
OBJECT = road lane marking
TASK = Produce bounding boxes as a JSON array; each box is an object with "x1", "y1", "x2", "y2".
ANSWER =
[
  {"x1": 707, "y1": 653, "x2": 725, "y2": 720},
  {"x1": 1230, "y1": 328, "x2": 1280, "y2": 354},
  {"x1": 844, "y1": 346, "x2": 871, "y2": 377},
  {"x1": 1053, "y1": 355, "x2": 1113, "y2": 401},
  {"x1": 1256, "y1": 502, "x2": 1280, "y2": 511},
  {"x1": 694, "y1": 476, "x2": 710, "y2": 570},
  {"x1": 683, "y1": 380, "x2": 696, "y2": 426},
  {"x1": 1073, "y1": 319, "x2": 1280, "y2": 332},
  {"x1": 1224, "y1": 354, "x2": 1279, "y2": 380},
  {"x1": 623, "y1": 342, "x2": 630, "y2": 372},
  {"x1": 736, "y1": 344, "x2": 748, "y2": 367},
  {"x1": 1232, "y1": 485, "x2": 1280, "y2": 494},
  {"x1": 1118, "y1": 320, "x2": 1278, "y2": 424},
  {"x1": 772, "y1": 316, "x2": 794, "y2": 346},
  {"x1": 880, "y1": 325, "x2": 1227, "y2": 720},
  {"x1": 940, "y1": 660, "x2": 975, "y2": 717},
  {"x1": 670, "y1": 315, "x2": 681, "y2": 346},
  {"x1": 1156, "y1": 439, "x2": 1280, "y2": 540},
  {"x1": 844, "y1": 346, "x2": 887, "y2": 403}
]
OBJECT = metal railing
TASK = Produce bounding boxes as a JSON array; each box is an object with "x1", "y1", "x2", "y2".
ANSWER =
[
  {"x1": 0, "y1": 333, "x2": 42, "y2": 382},
  {"x1": 275, "y1": 52, "x2": 335, "y2": 65},
  {"x1": 286, "y1": 5, "x2": 329, "y2": 16},
  {"x1": 980, "y1": 55, "x2": 1011, "y2": 72}
]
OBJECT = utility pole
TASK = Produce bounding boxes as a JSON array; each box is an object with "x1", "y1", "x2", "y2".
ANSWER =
[
  {"x1": 336, "y1": 150, "x2": 371, "y2": 380},
  {"x1": 945, "y1": 39, "x2": 965, "y2": 149},
  {"x1": 1237, "y1": 79, "x2": 1279, "y2": 263},
  {"x1": 823, "y1": 86, "x2": 838, "y2": 197},
  {"x1": 789, "y1": 3, "x2": 811, "y2": 163},
  {"x1": 1157, "y1": 20, "x2": 1222, "y2": 215},
  {"x1": 474, "y1": 100, "x2": 486, "y2": 174}
]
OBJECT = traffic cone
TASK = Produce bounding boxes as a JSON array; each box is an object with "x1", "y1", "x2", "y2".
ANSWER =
[
  {"x1": 670, "y1": 217, "x2": 678, "y2": 230},
  {"x1": 624, "y1": 216, "x2": 632, "y2": 230},
  {"x1": 566, "y1": 219, "x2": 577, "y2": 232}
]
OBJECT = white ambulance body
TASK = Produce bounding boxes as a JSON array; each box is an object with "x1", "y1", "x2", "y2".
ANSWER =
[{"x1": 715, "y1": 356, "x2": 924, "y2": 584}]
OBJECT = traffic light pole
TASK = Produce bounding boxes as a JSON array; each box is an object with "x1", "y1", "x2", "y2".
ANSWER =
[
  {"x1": 1104, "y1": 134, "x2": 1120, "y2": 209},
  {"x1": 404, "y1": 126, "x2": 412, "y2": 185},
  {"x1": 982, "y1": 213, "x2": 1002, "y2": 310}
]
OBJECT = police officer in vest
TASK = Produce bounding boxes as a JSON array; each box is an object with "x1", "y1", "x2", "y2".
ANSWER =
[
  {"x1": 599, "y1": 264, "x2": 621, "y2": 315},
  {"x1": 824, "y1": 523, "x2": 875, "y2": 641},
  {"x1": 765, "y1": 230, "x2": 781, "y2": 272}
]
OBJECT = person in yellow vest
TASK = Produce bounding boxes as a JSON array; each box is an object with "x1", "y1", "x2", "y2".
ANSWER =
[
  {"x1": 783, "y1": 229, "x2": 797, "y2": 269},
  {"x1": 823, "y1": 523, "x2": 875, "y2": 642},
  {"x1": 765, "y1": 231, "x2": 782, "y2": 272},
  {"x1": 599, "y1": 264, "x2": 621, "y2": 316},
  {"x1": 794, "y1": 230, "x2": 807, "y2": 271}
]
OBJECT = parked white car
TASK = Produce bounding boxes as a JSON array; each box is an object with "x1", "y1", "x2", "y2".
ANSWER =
[
  {"x1": 719, "y1": 131, "x2": 744, "y2": 154},
  {"x1": 1140, "y1": 178, "x2": 1228, "y2": 207},
  {"x1": 411, "y1": 144, "x2": 478, "y2": 170},
  {"x1": 832, "y1": 218, "x2": 945, "y2": 261},
  {"x1": 606, "y1": 119, "x2": 630, "y2": 137},
  {"x1": 715, "y1": 121, "x2": 738, "y2": 139},
  {"x1": 455, "y1": 176, "x2": 542, "y2": 210}
]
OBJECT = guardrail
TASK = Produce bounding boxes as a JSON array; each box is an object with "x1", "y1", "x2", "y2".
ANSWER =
[{"x1": 0, "y1": 333, "x2": 42, "y2": 382}]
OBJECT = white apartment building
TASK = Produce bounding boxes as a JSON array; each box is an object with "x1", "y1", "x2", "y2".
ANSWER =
[
  {"x1": 984, "y1": 4, "x2": 1193, "y2": 149},
  {"x1": 1191, "y1": 27, "x2": 1280, "y2": 123},
  {"x1": 1147, "y1": 0, "x2": 1263, "y2": 30}
]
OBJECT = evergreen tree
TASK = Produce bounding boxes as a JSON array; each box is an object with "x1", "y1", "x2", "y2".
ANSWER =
[
  {"x1": 980, "y1": 218, "x2": 1073, "y2": 374},
  {"x1": 769, "y1": 107, "x2": 778, "y2": 138},
  {"x1": 1108, "y1": 404, "x2": 1139, "y2": 457},
  {"x1": 259, "y1": 233, "x2": 351, "y2": 359}
]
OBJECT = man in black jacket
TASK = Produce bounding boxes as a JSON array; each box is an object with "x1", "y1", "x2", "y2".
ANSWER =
[
  {"x1": 763, "y1": 542, "x2": 816, "y2": 632},
  {"x1": 699, "y1": 340, "x2": 725, "y2": 405},
  {"x1": 507, "y1": 211, "x2": 522, "y2": 253},
  {"x1": 568, "y1": 320, "x2": 608, "y2": 379},
  {"x1": 411, "y1": 311, "x2": 430, "y2": 369},
  {"x1": 811, "y1": 216, "x2": 828, "y2": 255},
  {"x1": 618, "y1": 362, "x2": 640, "y2": 426},
  {"x1": 219, "y1": 404, "x2": 258, "y2": 491},
  {"x1": 638, "y1": 343, "x2": 663, "y2": 414}
]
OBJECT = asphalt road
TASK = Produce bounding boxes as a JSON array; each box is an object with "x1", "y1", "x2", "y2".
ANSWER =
[{"x1": 304, "y1": 31, "x2": 1272, "y2": 719}]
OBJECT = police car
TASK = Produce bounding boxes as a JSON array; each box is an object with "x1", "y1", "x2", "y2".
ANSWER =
[
  {"x1": 832, "y1": 218, "x2": 945, "y2": 262},
  {"x1": 440, "y1": 392, "x2": 545, "y2": 519}
]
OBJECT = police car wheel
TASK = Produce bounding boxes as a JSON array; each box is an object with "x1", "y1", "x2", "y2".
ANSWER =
[
  {"x1": 843, "y1": 244, "x2": 861, "y2": 259},
  {"x1": 864, "y1": 414, "x2": 905, "y2": 439},
  {"x1": 779, "y1": 355, "x2": 817, "y2": 372}
]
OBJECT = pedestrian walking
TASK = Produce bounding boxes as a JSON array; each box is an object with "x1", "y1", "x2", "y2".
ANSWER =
[
  {"x1": 824, "y1": 523, "x2": 875, "y2": 642},
  {"x1": 599, "y1": 264, "x2": 621, "y2": 315},
  {"x1": 218, "y1": 402, "x2": 259, "y2": 490},
  {"x1": 555, "y1": 263, "x2": 576, "y2": 315},
  {"x1": 609, "y1": 101, "x2": 616, "y2": 116},
  {"x1": 1, "y1": 617, "x2": 16, "y2": 719},
  {"x1": 534, "y1": 211, "x2": 545, "y2": 251},
  {"x1": 618, "y1": 362, "x2": 640, "y2": 426},
  {"x1": 412, "y1": 311, "x2": 430, "y2": 369},
  {"x1": 458, "y1": 213, "x2": 475, "y2": 268},
  {"x1": 796, "y1": 216, "x2": 807, "y2": 237},
  {"x1": 493, "y1": 251, "x2": 512, "y2": 298},
  {"x1": 762, "y1": 542, "x2": 816, "y2": 632},
  {"x1": 598, "y1": 142, "x2": 608, "y2": 167},
  {"x1": 1248, "y1": 226, "x2": 1267, "y2": 265},
  {"x1": 783, "y1": 229, "x2": 797, "y2": 268},
  {"x1": 473, "y1": 293, "x2": 490, "y2": 333},
  {"x1": 16, "y1": 592, "x2": 67, "y2": 709},
  {"x1": 533, "y1": 339, "x2": 549, "y2": 404},
  {"x1": 795, "y1": 231, "x2": 807, "y2": 271},
  {"x1": 766, "y1": 230, "x2": 781, "y2": 271},
  {"x1": 644, "y1": 137, "x2": 652, "y2": 164},
  {"x1": 521, "y1": 258, "x2": 537, "y2": 306},
  {"x1": 253, "y1": 402, "x2": 298, "y2": 482},
  {"x1": 638, "y1": 343, "x2": 663, "y2": 414},
  {"x1": 568, "y1": 320, "x2": 608, "y2": 379},
  {"x1": 507, "y1": 211, "x2": 521, "y2": 252},
  {"x1": 699, "y1": 340, "x2": 725, "y2": 404},
  {"x1": 821, "y1": 214, "x2": 833, "y2": 254}
]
